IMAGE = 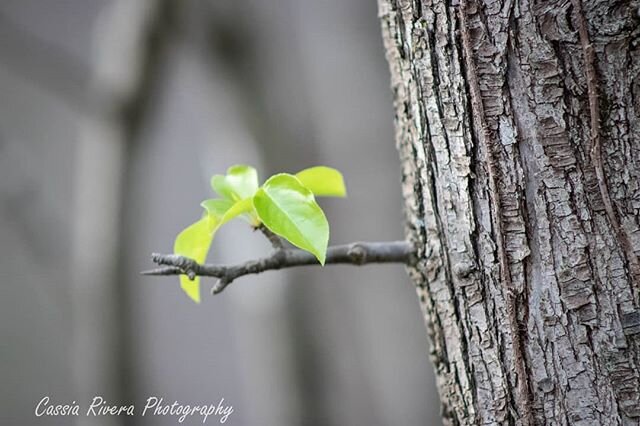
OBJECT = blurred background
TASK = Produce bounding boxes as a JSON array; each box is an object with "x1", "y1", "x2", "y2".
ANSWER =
[{"x1": 0, "y1": 0, "x2": 439, "y2": 424}]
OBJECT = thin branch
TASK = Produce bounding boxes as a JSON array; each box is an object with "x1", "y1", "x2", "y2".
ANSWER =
[
  {"x1": 142, "y1": 241, "x2": 415, "y2": 294},
  {"x1": 255, "y1": 223, "x2": 285, "y2": 250}
]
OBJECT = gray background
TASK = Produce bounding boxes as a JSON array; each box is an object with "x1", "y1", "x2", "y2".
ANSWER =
[{"x1": 0, "y1": 0, "x2": 439, "y2": 425}]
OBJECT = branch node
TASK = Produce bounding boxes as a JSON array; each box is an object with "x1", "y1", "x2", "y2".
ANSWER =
[
  {"x1": 347, "y1": 244, "x2": 367, "y2": 265},
  {"x1": 151, "y1": 253, "x2": 199, "y2": 279},
  {"x1": 212, "y1": 278, "x2": 231, "y2": 295}
]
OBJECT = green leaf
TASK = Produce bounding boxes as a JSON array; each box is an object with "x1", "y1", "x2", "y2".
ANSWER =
[
  {"x1": 226, "y1": 165, "x2": 259, "y2": 198},
  {"x1": 174, "y1": 198, "x2": 255, "y2": 303},
  {"x1": 210, "y1": 175, "x2": 236, "y2": 201},
  {"x1": 203, "y1": 197, "x2": 255, "y2": 226},
  {"x1": 173, "y1": 216, "x2": 215, "y2": 303},
  {"x1": 211, "y1": 165, "x2": 259, "y2": 201},
  {"x1": 295, "y1": 166, "x2": 346, "y2": 197},
  {"x1": 253, "y1": 173, "x2": 329, "y2": 264},
  {"x1": 200, "y1": 198, "x2": 234, "y2": 226}
]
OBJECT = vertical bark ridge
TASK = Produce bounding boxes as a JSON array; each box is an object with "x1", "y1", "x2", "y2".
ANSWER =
[
  {"x1": 380, "y1": 0, "x2": 480, "y2": 422},
  {"x1": 458, "y1": 0, "x2": 533, "y2": 423},
  {"x1": 380, "y1": 0, "x2": 640, "y2": 424},
  {"x1": 570, "y1": 0, "x2": 640, "y2": 290},
  {"x1": 512, "y1": 0, "x2": 640, "y2": 422}
]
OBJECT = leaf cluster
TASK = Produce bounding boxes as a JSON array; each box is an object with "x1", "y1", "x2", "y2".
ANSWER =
[{"x1": 173, "y1": 165, "x2": 346, "y2": 302}]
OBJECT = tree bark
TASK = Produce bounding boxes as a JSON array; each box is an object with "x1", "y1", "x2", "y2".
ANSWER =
[{"x1": 378, "y1": 0, "x2": 640, "y2": 424}]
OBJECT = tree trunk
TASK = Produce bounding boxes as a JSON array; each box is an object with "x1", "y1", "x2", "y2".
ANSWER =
[{"x1": 378, "y1": 0, "x2": 640, "y2": 424}]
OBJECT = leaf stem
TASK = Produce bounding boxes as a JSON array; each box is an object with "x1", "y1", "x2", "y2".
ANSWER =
[{"x1": 254, "y1": 223, "x2": 285, "y2": 251}]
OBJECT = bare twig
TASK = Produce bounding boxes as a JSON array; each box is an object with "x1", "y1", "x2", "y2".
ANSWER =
[{"x1": 142, "y1": 241, "x2": 415, "y2": 294}]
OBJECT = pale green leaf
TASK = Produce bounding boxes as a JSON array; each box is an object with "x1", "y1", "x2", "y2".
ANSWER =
[
  {"x1": 207, "y1": 197, "x2": 256, "y2": 226},
  {"x1": 174, "y1": 197, "x2": 256, "y2": 302},
  {"x1": 173, "y1": 216, "x2": 214, "y2": 303},
  {"x1": 210, "y1": 175, "x2": 235, "y2": 201},
  {"x1": 210, "y1": 165, "x2": 259, "y2": 201},
  {"x1": 201, "y1": 198, "x2": 234, "y2": 227},
  {"x1": 202, "y1": 197, "x2": 258, "y2": 226},
  {"x1": 226, "y1": 165, "x2": 259, "y2": 199},
  {"x1": 253, "y1": 173, "x2": 329, "y2": 264},
  {"x1": 295, "y1": 166, "x2": 346, "y2": 197}
]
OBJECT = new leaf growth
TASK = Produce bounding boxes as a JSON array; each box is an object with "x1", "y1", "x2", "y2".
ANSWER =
[{"x1": 173, "y1": 165, "x2": 346, "y2": 302}]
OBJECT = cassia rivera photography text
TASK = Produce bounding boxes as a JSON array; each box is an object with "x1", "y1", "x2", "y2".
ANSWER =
[{"x1": 35, "y1": 395, "x2": 234, "y2": 424}]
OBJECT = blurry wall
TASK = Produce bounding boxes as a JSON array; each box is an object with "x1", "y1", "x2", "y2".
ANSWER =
[{"x1": 0, "y1": 1, "x2": 440, "y2": 425}]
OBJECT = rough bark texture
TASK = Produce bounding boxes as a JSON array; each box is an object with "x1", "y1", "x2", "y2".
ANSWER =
[{"x1": 378, "y1": 0, "x2": 640, "y2": 424}]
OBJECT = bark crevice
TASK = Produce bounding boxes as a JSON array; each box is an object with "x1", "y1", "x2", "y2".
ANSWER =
[{"x1": 379, "y1": 0, "x2": 640, "y2": 423}]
